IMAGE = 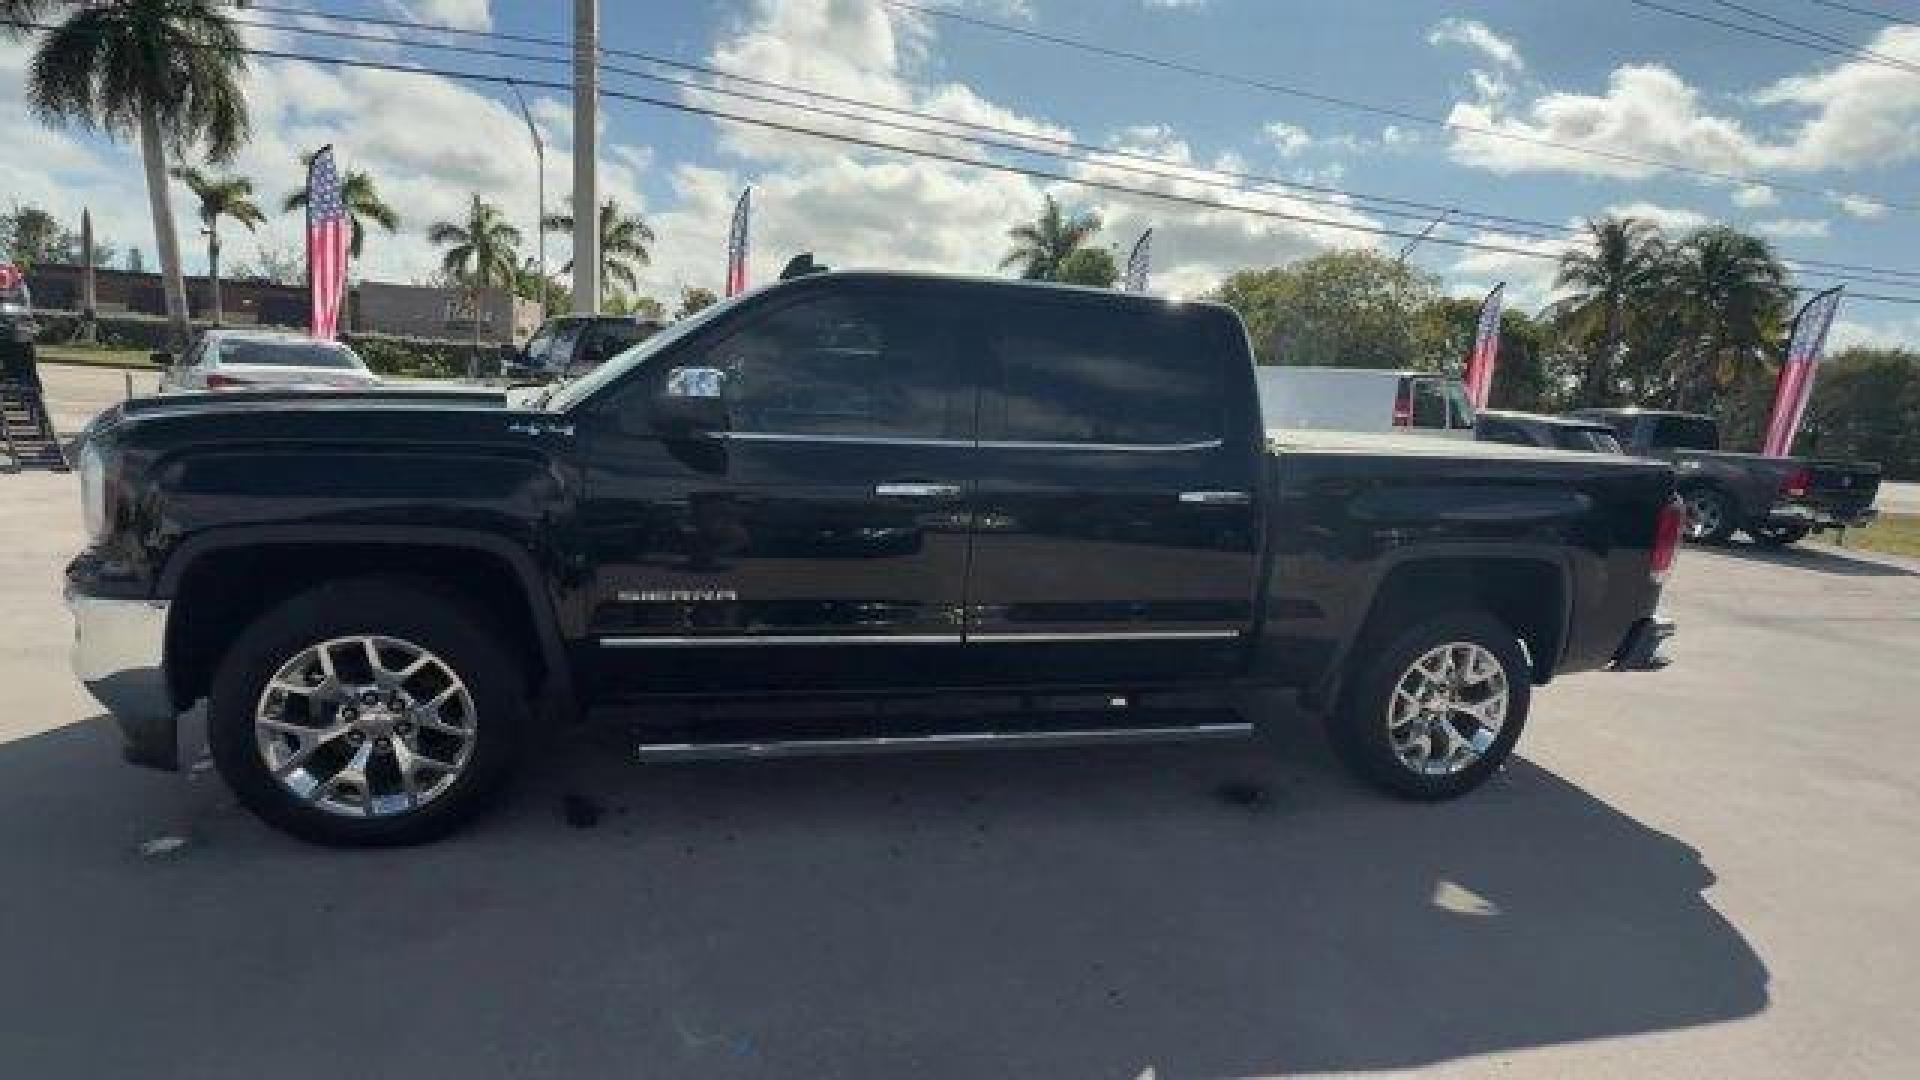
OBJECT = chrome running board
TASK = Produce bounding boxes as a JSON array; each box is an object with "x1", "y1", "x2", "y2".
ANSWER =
[{"x1": 636, "y1": 721, "x2": 1252, "y2": 762}]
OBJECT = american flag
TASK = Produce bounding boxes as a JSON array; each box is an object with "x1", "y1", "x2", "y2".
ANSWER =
[
  {"x1": 1122, "y1": 228, "x2": 1153, "y2": 292},
  {"x1": 1462, "y1": 282, "x2": 1504, "y2": 409},
  {"x1": 306, "y1": 146, "x2": 350, "y2": 339},
  {"x1": 1762, "y1": 286, "x2": 1844, "y2": 458},
  {"x1": 724, "y1": 187, "x2": 752, "y2": 297}
]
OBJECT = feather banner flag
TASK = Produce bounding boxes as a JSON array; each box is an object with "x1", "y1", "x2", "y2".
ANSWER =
[
  {"x1": 1122, "y1": 228, "x2": 1153, "y2": 292},
  {"x1": 305, "y1": 146, "x2": 350, "y2": 340},
  {"x1": 724, "y1": 187, "x2": 752, "y2": 297},
  {"x1": 1462, "y1": 282, "x2": 1504, "y2": 409},
  {"x1": 1762, "y1": 286, "x2": 1844, "y2": 457}
]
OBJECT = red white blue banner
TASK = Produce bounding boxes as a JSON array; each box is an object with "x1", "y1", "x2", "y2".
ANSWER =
[
  {"x1": 1463, "y1": 282, "x2": 1504, "y2": 408},
  {"x1": 305, "y1": 145, "x2": 350, "y2": 340},
  {"x1": 724, "y1": 187, "x2": 752, "y2": 297},
  {"x1": 1763, "y1": 286, "x2": 1844, "y2": 458}
]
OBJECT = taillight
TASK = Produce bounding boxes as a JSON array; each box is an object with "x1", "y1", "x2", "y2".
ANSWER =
[
  {"x1": 1650, "y1": 495, "x2": 1684, "y2": 584},
  {"x1": 205, "y1": 372, "x2": 252, "y2": 389},
  {"x1": 1779, "y1": 466, "x2": 1810, "y2": 499},
  {"x1": 1392, "y1": 381, "x2": 1412, "y2": 427}
]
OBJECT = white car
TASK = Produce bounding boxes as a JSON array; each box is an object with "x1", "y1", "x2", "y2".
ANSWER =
[
  {"x1": 1254, "y1": 366, "x2": 1477, "y2": 440},
  {"x1": 157, "y1": 330, "x2": 379, "y2": 393}
]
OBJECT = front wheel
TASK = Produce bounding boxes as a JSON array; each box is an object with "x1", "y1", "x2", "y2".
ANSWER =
[
  {"x1": 208, "y1": 579, "x2": 528, "y2": 846},
  {"x1": 1327, "y1": 611, "x2": 1531, "y2": 800}
]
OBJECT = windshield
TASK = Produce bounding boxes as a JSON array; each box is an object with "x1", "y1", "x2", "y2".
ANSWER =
[
  {"x1": 211, "y1": 337, "x2": 363, "y2": 370},
  {"x1": 541, "y1": 293, "x2": 744, "y2": 411}
]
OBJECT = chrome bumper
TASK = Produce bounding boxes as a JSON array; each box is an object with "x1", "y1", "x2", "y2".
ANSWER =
[
  {"x1": 1770, "y1": 503, "x2": 1878, "y2": 529},
  {"x1": 66, "y1": 589, "x2": 179, "y2": 770}
]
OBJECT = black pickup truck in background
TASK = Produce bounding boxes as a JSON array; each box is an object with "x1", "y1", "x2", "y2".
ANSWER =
[
  {"x1": 1574, "y1": 408, "x2": 1880, "y2": 546},
  {"x1": 69, "y1": 272, "x2": 1681, "y2": 845}
]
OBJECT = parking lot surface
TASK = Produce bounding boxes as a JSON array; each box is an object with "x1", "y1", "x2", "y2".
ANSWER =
[{"x1": 3, "y1": 369, "x2": 1918, "y2": 1078}]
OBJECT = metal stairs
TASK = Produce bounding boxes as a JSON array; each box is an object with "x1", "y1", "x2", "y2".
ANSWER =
[{"x1": 1, "y1": 377, "x2": 67, "y2": 472}]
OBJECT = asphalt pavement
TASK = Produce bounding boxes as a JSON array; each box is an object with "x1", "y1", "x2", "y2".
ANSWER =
[{"x1": 3, "y1": 367, "x2": 1918, "y2": 1077}]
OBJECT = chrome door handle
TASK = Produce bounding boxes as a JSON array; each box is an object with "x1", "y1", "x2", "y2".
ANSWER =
[
  {"x1": 1179, "y1": 490, "x2": 1251, "y2": 505},
  {"x1": 875, "y1": 483, "x2": 961, "y2": 498}
]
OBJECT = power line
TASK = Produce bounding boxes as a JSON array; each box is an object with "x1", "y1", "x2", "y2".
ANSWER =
[
  {"x1": 1630, "y1": 0, "x2": 1920, "y2": 78},
  {"x1": 224, "y1": 12, "x2": 1920, "y2": 288},
  {"x1": 879, "y1": 0, "x2": 1920, "y2": 212},
  {"x1": 18, "y1": 19, "x2": 1920, "y2": 305},
  {"x1": 1802, "y1": 0, "x2": 1919, "y2": 27},
  {"x1": 1713, "y1": 0, "x2": 1920, "y2": 74}
]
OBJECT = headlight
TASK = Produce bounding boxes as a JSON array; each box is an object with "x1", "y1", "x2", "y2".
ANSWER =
[{"x1": 79, "y1": 442, "x2": 107, "y2": 541}]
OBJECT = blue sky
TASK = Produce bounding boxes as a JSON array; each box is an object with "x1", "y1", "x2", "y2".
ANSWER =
[{"x1": 5, "y1": 0, "x2": 1919, "y2": 346}]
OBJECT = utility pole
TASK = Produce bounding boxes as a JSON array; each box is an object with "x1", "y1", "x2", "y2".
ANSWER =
[
  {"x1": 508, "y1": 82, "x2": 547, "y2": 319},
  {"x1": 571, "y1": 0, "x2": 599, "y2": 314}
]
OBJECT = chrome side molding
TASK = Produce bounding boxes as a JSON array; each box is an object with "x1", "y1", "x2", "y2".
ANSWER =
[{"x1": 635, "y1": 721, "x2": 1253, "y2": 762}]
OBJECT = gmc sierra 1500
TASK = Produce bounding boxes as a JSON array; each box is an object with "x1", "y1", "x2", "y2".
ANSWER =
[{"x1": 69, "y1": 272, "x2": 1680, "y2": 845}]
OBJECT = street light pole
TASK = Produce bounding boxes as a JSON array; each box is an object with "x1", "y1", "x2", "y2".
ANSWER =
[
  {"x1": 1396, "y1": 207, "x2": 1454, "y2": 265},
  {"x1": 508, "y1": 81, "x2": 547, "y2": 319},
  {"x1": 572, "y1": 0, "x2": 599, "y2": 314}
]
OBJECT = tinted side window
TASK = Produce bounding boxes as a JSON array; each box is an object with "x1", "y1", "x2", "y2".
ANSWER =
[
  {"x1": 1556, "y1": 428, "x2": 1623, "y2": 454},
  {"x1": 522, "y1": 325, "x2": 555, "y2": 366},
  {"x1": 548, "y1": 320, "x2": 586, "y2": 372},
  {"x1": 1649, "y1": 416, "x2": 1718, "y2": 451},
  {"x1": 704, "y1": 292, "x2": 967, "y2": 439},
  {"x1": 1409, "y1": 379, "x2": 1448, "y2": 428},
  {"x1": 984, "y1": 303, "x2": 1225, "y2": 445}
]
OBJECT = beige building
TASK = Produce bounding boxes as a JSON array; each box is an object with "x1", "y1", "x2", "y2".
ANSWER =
[{"x1": 353, "y1": 281, "x2": 543, "y2": 345}]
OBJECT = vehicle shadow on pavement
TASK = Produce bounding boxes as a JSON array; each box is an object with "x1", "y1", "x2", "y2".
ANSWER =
[
  {"x1": 1704, "y1": 538, "x2": 1916, "y2": 577},
  {"x1": 0, "y1": 711, "x2": 1767, "y2": 1079}
]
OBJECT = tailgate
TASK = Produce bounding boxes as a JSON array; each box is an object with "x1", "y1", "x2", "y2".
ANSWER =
[{"x1": 1804, "y1": 461, "x2": 1882, "y2": 515}]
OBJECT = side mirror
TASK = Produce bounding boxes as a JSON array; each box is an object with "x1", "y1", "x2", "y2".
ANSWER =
[
  {"x1": 149, "y1": 350, "x2": 174, "y2": 368},
  {"x1": 653, "y1": 366, "x2": 729, "y2": 437}
]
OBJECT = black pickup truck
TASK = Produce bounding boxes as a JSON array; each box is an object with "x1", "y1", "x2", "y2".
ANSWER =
[
  {"x1": 68, "y1": 272, "x2": 1681, "y2": 845},
  {"x1": 1574, "y1": 408, "x2": 1880, "y2": 546}
]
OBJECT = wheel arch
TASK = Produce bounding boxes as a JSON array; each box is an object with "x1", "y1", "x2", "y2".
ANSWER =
[
  {"x1": 160, "y1": 526, "x2": 574, "y2": 719},
  {"x1": 1313, "y1": 549, "x2": 1571, "y2": 710}
]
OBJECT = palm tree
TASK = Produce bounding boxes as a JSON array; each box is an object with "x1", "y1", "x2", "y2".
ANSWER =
[
  {"x1": 431, "y1": 195, "x2": 521, "y2": 289},
  {"x1": 430, "y1": 195, "x2": 520, "y2": 373},
  {"x1": 543, "y1": 198, "x2": 655, "y2": 305},
  {"x1": 1000, "y1": 195, "x2": 1102, "y2": 281},
  {"x1": 2, "y1": 1, "x2": 48, "y2": 37},
  {"x1": 282, "y1": 153, "x2": 399, "y2": 262},
  {"x1": 170, "y1": 167, "x2": 263, "y2": 326},
  {"x1": 1550, "y1": 216, "x2": 1666, "y2": 407},
  {"x1": 27, "y1": 0, "x2": 250, "y2": 348},
  {"x1": 1663, "y1": 226, "x2": 1791, "y2": 411}
]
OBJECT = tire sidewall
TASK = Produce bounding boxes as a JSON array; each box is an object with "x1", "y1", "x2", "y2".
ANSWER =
[
  {"x1": 1683, "y1": 486, "x2": 1737, "y2": 544},
  {"x1": 1331, "y1": 611, "x2": 1531, "y2": 800},
  {"x1": 208, "y1": 579, "x2": 527, "y2": 846}
]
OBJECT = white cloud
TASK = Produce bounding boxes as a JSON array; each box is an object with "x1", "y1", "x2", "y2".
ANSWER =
[
  {"x1": 1754, "y1": 217, "x2": 1831, "y2": 238},
  {"x1": 384, "y1": 0, "x2": 492, "y2": 32},
  {"x1": 1732, "y1": 184, "x2": 1777, "y2": 208},
  {"x1": 1428, "y1": 18, "x2": 1524, "y2": 71},
  {"x1": 1442, "y1": 25, "x2": 1920, "y2": 188},
  {"x1": 1605, "y1": 200, "x2": 1711, "y2": 234},
  {"x1": 1827, "y1": 315, "x2": 1920, "y2": 352},
  {"x1": 1831, "y1": 193, "x2": 1888, "y2": 219},
  {"x1": 1143, "y1": 0, "x2": 1207, "y2": 8},
  {"x1": 1264, "y1": 122, "x2": 1311, "y2": 157}
]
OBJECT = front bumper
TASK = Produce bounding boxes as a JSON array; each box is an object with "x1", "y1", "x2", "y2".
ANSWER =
[
  {"x1": 66, "y1": 589, "x2": 179, "y2": 770},
  {"x1": 1613, "y1": 615, "x2": 1676, "y2": 671}
]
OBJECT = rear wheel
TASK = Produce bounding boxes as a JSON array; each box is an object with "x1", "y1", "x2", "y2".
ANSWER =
[
  {"x1": 1747, "y1": 521, "x2": 1811, "y2": 546},
  {"x1": 1681, "y1": 487, "x2": 1737, "y2": 544},
  {"x1": 1327, "y1": 611, "x2": 1530, "y2": 800},
  {"x1": 208, "y1": 578, "x2": 527, "y2": 846}
]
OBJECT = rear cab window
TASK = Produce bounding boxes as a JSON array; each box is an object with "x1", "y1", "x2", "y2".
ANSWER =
[
  {"x1": 1647, "y1": 415, "x2": 1719, "y2": 451},
  {"x1": 1407, "y1": 378, "x2": 1449, "y2": 430},
  {"x1": 980, "y1": 299, "x2": 1228, "y2": 446}
]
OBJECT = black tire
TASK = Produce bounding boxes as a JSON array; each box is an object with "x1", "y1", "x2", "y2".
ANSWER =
[
  {"x1": 1747, "y1": 521, "x2": 1811, "y2": 547},
  {"x1": 208, "y1": 578, "x2": 528, "y2": 846},
  {"x1": 1327, "y1": 610, "x2": 1531, "y2": 801},
  {"x1": 1681, "y1": 486, "x2": 1738, "y2": 544}
]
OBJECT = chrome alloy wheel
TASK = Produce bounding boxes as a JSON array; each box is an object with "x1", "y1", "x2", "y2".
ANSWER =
[
  {"x1": 1386, "y1": 641, "x2": 1510, "y2": 776},
  {"x1": 253, "y1": 635, "x2": 477, "y2": 818}
]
